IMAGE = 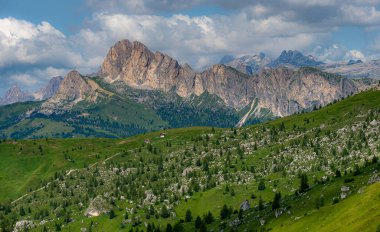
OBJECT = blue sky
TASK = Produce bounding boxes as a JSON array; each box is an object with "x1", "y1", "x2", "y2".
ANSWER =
[{"x1": 1, "y1": 0, "x2": 380, "y2": 94}]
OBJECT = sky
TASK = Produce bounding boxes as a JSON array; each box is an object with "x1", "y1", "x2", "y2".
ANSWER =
[{"x1": 1, "y1": 0, "x2": 380, "y2": 94}]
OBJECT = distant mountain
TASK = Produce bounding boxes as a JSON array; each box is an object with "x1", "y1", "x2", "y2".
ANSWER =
[
  {"x1": 322, "y1": 59, "x2": 380, "y2": 80},
  {"x1": 33, "y1": 76, "x2": 63, "y2": 100},
  {"x1": 221, "y1": 53, "x2": 270, "y2": 75},
  {"x1": 221, "y1": 50, "x2": 325, "y2": 75},
  {"x1": 219, "y1": 54, "x2": 235, "y2": 64},
  {"x1": 347, "y1": 59, "x2": 363, "y2": 65},
  {"x1": 0, "y1": 76, "x2": 63, "y2": 106},
  {"x1": 268, "y1": 50, "x2": 324, "y2": 68},
  {"x1": 0, "y1": 85, "x2": 33, "y2": 106}
]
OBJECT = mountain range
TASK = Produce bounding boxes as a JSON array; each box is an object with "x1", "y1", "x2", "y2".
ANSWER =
[
  {"x1": 0, "y1": 39, "x2": 377, "y2": 139},
  {"x1": 0, "y1": 76, "x2": 63, "y2": 106},
  {"x1": 221, "y1": 50, "x2": 380, "y2": 80}
]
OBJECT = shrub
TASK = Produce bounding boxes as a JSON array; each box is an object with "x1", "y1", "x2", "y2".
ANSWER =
[{"x1": 258, "y1": 180, "x2": 266, "y2": 191}]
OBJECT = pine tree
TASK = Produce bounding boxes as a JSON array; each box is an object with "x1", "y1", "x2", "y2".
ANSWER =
[
  {"x1": 299, "y1": 173, "x2": 309, "y2": 193},
  {"x1": 200, "y1": 222, "x2": 207, "y2": 232},
  {"x1": 335, "y1": 169, "x2": 341, "y2": 178},
  {"x1": 185, "y1": 209, "x2": 192, "y2": 222},
  {"x1": 258, "y1": 180, "x2": 266, "y2": 190},
  {"x1": 272, "y1": 192, "x2": 282, "y2": 210},
  {"x1": 173, "y1": 222, "x2": 184, "y2": 232},
  {"x1": 165, "y1": 223, "x2": 172, "y2": 232},
  {"x1": 220, "y1": 204, "x2": 230, "y2": 220},
  {"x1": 109, "y1": 210, "x2": 116, "y2": 219},
  {"x1": 19, "y1": 206, "x2": 25, "y2": 216},
  {"x1": 195, "y1": 216, "x2": 202, "y2": 229},
  {"x1": 258, "y1": 196, "x2": 265, "y2": 211},
  {"x1": 204, "y1": 211, "x2": 214, "y2": 224},
  {"x1": 161, "y1": 205, "x2": 170, "y2": 218}
]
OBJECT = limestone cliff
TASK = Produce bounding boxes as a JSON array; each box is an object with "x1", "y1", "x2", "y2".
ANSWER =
[{"x1": 100, "y1": 40, "x2": 372, "y2": 123}]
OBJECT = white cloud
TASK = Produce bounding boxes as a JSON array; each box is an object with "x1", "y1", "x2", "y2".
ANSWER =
[
  {"x1": 311, "y1": 44, "x2": 367, "y2": 62},
  {"x1": 0, "y1": 18, "x2": 67, "y2": 67},
  {"x1": 339, "y1": 5, "x2": 380, "y2": 26},
  {"x1": 3, "y1": 0, "x2": 380, "y2": 94},
  {"x1": 11, "y1": 73, "x2": 37, "y2": 87},
  {"x1": 77, "y1": 12, "x2": 327, "y2": 69},
  {"x1": 0, "y1": 67, "x2": 68, "y2": 94},
  {"x1": 345, "y1": 50, "x2": 366, "y2": 61}
]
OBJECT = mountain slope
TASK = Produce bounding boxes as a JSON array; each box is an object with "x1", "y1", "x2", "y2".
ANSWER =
[
  {"x1": 0, "y1": 88, "x2": 379, "y2": 232},
  {"x1": 270, "y1": 181, "x2": 380, "y2": 232}
]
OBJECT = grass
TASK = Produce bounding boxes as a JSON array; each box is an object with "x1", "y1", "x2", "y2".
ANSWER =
[
  {"x1": 270, "y1": 182, "x2": 380, "y2": 232},
  {"x1": 0, "y1": 89, "x2": 379, "y2": 232},
  {"x1": 0, "y1": 127, "x2": 211, "y2": 202}
]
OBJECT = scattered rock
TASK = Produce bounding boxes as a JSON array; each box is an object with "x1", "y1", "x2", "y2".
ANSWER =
[
  {"x1": 368, "y1": 173, "x2": 380, "y2": 185},
  {"x1": 85, "y1": 196, "x2": 110, "y2": 217},
  {"x1": 13, "y1": 220, "x2": 34, "y2": 232},
  {"x1": 182, "y1": 167, "x2": 193, "y2": 176},
  {"x1": 229, "y1": 218, "x2": 241, "y2": 227},
  {"x1": 274, "y1": 209, "x2": 283, "y2": 218},
  {"x1": 240, "y1": 200, "x2": 250, "y2": 211},
  {"x1": 143, "y1": 190, "x2": 157, "y2": 205}
]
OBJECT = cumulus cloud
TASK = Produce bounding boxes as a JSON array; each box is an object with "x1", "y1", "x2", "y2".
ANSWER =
[
  {"x1": 2, "y1": 0, "x2": 380, "y2": 94},
  {"x1": 311, "y1": 44, "x2": 367, "y2": 63},
  {"x1": 0, "y1": 67, "x2": 69, "y2": 94},
  {"x1": 85, "y1": 0, "x2": 380, "y2": 29},
  {"x1": 76, "y1": 12, "x2": 327, "y2": 69},
  {"x1": 0, "y1": 17, "x2": 99, "y2": 94}
]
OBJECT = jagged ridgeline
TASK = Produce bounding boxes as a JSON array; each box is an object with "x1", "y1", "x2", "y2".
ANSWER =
[
  {"x1": 0, "y1": 39, "x2": 376, "y2": 139},
  {"x1": 1, "y1": 88, "x2": 379, "y2": 232}
]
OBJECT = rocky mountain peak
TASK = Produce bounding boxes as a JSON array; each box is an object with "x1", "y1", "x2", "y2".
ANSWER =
[
  {"x1": 222, "y1": 53, "x2": 271, "y2": 75},
  {"x1": 100, "y1": 39, "x2": 191, "y2": 95},
  {"x1": 101, "y1": 39, "x2": 134, "y2": 80},
  {"x1": 34, "y1": 76, "x2": 63, "y2": 101},
  {"x1": 269, "y1": 50, "x2": 324, "y2": 68},
  {"x1": 39, "y1": 70, "x2": 102, "y2": 114},
  {"x1": 0, "y1": 85, "x2": 33, "y2": 106}
]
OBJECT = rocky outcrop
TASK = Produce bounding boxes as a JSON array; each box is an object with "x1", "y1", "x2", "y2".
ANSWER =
[{"x1": 85, "y1": 196, "x2": 111, "y2": 217}]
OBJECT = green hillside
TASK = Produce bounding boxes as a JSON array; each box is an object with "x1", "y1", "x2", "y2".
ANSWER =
[{"x1": 0, "y1": 89, "x2": 379, "y2": 232}]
